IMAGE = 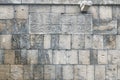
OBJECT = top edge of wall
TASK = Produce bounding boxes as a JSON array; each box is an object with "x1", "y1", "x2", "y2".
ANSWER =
[{"x1": 0, "y1": 0, "x2": 120, "y2": 5}]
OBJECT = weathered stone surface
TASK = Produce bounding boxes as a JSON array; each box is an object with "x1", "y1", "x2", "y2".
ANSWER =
[
  {"x1": 118, "y1": 65, "x2": 120, "y2": 79},
  {"x1": 55, "y1": 65, "x2": 62, "y2": 80},
  {"x1": 12, "y1": 35, "x2": 20, "y2": 49},
  {"x1": 59, "y1": 35, "x2": 71, "y2": 49},
  {"x1": 50, "y1": 13, "x2": 61, "y2": 24},
  {"x1": 74, "y1": 65, "x2": 87, "y2": 80},
  {"x1": 63, "y1": 65, "x2": 73, "y2": 80},
  {"x1": 15, "y1": 50, "x2": 21, "y2": 64},
  {"x1": 21, "y1": 49, "x2": 27, "y2": 64},
  {"x1": 23, "y1": 65, "x2": 34, "y2": 80},
  {"x1": 53, "y1": 50, "x2": 78, "y2": 64},
  {"x1": 51, "y1": 35, "x2": 59, "y2": 49},
  {"x1": 0, "y1": 6, "x2": 14, "y2": 19},
  {"x1": 44, "y1": 65, "x2": 55, "y2": 80},
  {"x1": 15, "y1": 5, "x2": 28, "y2": 19},
  {"x1": 38, "y1": 50, "x2": 52, "y2": 64},
  {"x1": 33, "y1": 65, "x2": 43, "y2": 80},
  {"x1": 95, "y1": 65, "x2": 105, "y2": 80},
  {"x1": 116, "y1": 35, "x2": 120, "y2": 49},
  {"x1": 103, "y1": 35, "x2": 116, "y2": 49},
  {"x1": 0, "y1": 35, "x2": 12, "y2": 49},
  {"x1": 106, "y1": 65, "x2": 117, "y2": 80},
  {"x1": 85, "y1": 35, "x2": 92, "y2": 49},
  {"x1": 98, "y1": 50, "x2": 108, "y2": 64},
  {"x1": 79, "y1": 50, "x2": 90, "y2": 64},
  {"x1": 86, "y1": 65, "x2": 94, "y2": 80},
  {"x1": 65, "y1": 6, "x2": 80, "y2": 13},
  {"x1": 27, "y1": 50, "x2": 38, "y2": 64},
  {"x1": 51, "y1": 6, "x2": 65, "y2": 13},
  {"x1": 44, "y1": 35, "x2": 51, "y2": 49},
  {"x1": 0, "y1": 50, "x2": 4, "y2": 64},
  {"x1": 10, "y1": 65, "x2": 23, "y2": 80},
  {"x1": 90, "y1": 50, "x2": 98, "y2": 64},
  {"x1": 0, "y1": 65, "x2": 10, "y2": 80},
  {"x1": 6, "y1": 19, "x2": 14, "y2": 34},
  {"x1": 93, "y1": 35, "x2": 103, "y2": 49},
  {"x1": 4, "y1": 50, "x2": 15, "y2": 64},
  {"x1": 93, "y1": 20, "x2": 117, "y2": 34},
  {"x1": 72, "y1": 35, "x2": 84, "y2": 49},
  {"x1": 0, "y1": 20, "x2": 6, "y2": 34},
  {"x1": 30, "y1": 34, "x2": 44, "y2": 49}
]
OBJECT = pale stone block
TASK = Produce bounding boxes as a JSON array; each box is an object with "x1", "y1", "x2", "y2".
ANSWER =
[
  {"x1": 15, "y1": 5, "x2": 28, "y2": 19},
  {"x1": 0, "y1": 35, "x2": 12, "y2": 49},
  {"x1": 0, "y1": 6, "x2": 14, "y2": 19},
  {"x1": 74, "y1": 65, "x2": 87, "y2": 80},
  {"x1": 0, "y1": 0, "x2": 21, "y2": 3},
  {"x1": 44, "y1": 65, "x2": 55, "y2": 80},
  {"x1": 93, "y1": 35, "x2": 103, "y2": 49},
  {"x1": 65, "y1": 6, "x2": 80, "y2": 13},
  {"x1": 51, "y1": 6, "x2": 65, "y2": 13},
  {"x1": 99, "y1": 6, "x2": 112, "y2": 20},
  {"x1": 27, "y1": 50, "x2": 38, "y2": 64},
  {"x1": 44, "y1": 35, "x2": 51, "y2": 49},
  {"x1": 63, "y1": 65, "x2": 73, "y2": 80},
  {"x1": 11, "y1": 65, "x2": 23, "y2": 80},
  {"x1": 117, "y1": 65, "x2": 120, "y2": 79},
  {"x1": 22, "y1": 0, "x2": 34, "y2": 3},
  {"x1": 4, "y1": 50, "x2": 15, "y2": 64},
  {"x1": 95, "y1": 65, "x2": 105, "y2": 80},
  {"x1": 85, "y1": 35, "x2": 92, "y2": 49},
  {"x1": 86, "y1": 65, "x2": 94, "y2": 80},
  {"x1": 50, "y1": 13, "x2": 61, "y2": 24},
  {"x1": 98, "y1": 50, "x2": 108, "y2": 64},
  {"x1": 0, "y1": 65, "x2": 10, "y2": 80},
  {"x1": 106, "y1": 65, "x2": 117, "y2": 80},
  {"x1": 79, "y1": 50, "x2": 90, "y2": 64},
  {"x1": 59, "y1": 35, "x2": 71, "y2": 49},
  {"x1": 116, "y1": 35, "x2": 120, "y2": 49},
  {"x1": 72, "y1": 35, "x2": 84, "y2": 49}
]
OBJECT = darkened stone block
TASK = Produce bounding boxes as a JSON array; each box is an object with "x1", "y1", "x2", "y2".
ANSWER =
[
  {"x1": 51, "y1": 35, "x2": 59, "y2": 49},
  {"x1": 12, "y1": 35, "x2": 20, "y2": 49},
  {"x1": 90, "y1": 50, "x2": 98, "y2": 64}
]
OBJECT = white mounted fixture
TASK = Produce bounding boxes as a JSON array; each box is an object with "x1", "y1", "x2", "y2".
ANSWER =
[{"x1": 79, "y1": 0, "x2": 93, "y2": 12}]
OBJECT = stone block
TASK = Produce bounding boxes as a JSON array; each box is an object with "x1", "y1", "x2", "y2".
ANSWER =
[
  {"x1": 44, "y1": 65, "x2": 55, "y2": 80},
  {"x1": 6, "y1": 19, "x2": 14, "y2": 34},
  {"x1": 38, "y1": 50, "x2": 52, "y2": 64},
  {"x1": 95, "y1": 65, "x2": 105, "y2": 80},
  {"x1": 90, "y1": 50, "x2": 98, "y2": 64},
  {"x1": 0, "y1": 20, "x2": 6, "y2": 34},
  {"x1": 44, "y1": 35, "x2": 51, "y2": 49},
  {"x1": 15, "y1": 50, "x2": 21, "y2": 64},
  {"x1": 20, "y1": 34, "x2": 30, "y2": 49},
  {"x1": 30, "y1": 34, "x2": 44, "y2": 49},
  {"x1": 59, "y1": 35, "x2": 71, "y2": 49},
  {"x1": 12, "y1": 35, "x2": 20, "y2": 49},
  {"x1": 85, "y1": 35, "x2": 92, "y2": 49},
  {"x1": 93, "y1": 20, "x2": 117, "y2": 34},
  {"x1": 27, "y1": 50, "x2": 38, "y2": 64},
  {"x1": 63, "y1": 65, "x2": 73, "y2": 80},
  {"x1": 15, "y1": 5, "x2": 28, "y2": 19},
  {"x1": 103, "y1": 35, "x2": 116, "y2": 49},
  {"x1": 0, "y1": 35, "x2": 12, "y2": 49},
  {"x1": 79, "y1": 50, "x2": 90, "y2": 64},
  {"x1": 10, "y1": 65, "x2": 23, "y2": 80},
  {"x1": 21, "y1": 49, "x2": 27, "y2": 64},
  {"x1": 50, "y1": 13, "x2": 61, "y2": 24},
  {"x1": 93, "y1": 35, "x2": 103, "y2": 49},
  {"x1": 106, "y1": 65, "x2": 117, "y2": 80},
  {"x1": 22, "y1": 0, "x2": 34, "y2": 3},
  {"x1": 55, "y1": 65, "x2": 62, "y2": 80},
  {"x1": 0, "y1": 65, "x2": 10, "y2": 80},
  {"x1": 98, "y1": 50, "x2": 108, "y2": 64},
  {"x1": 51, "y1": 35, "x2": 59, "y2": 49},
  {"x1": 0, "y1": 6, "x2": 14, "y2": 19},
  {"x1": 0, "y1": 0, "x2": 21, "y2": 3},
  {"x1": 4, "y1": 50, "x2": 15, "y2": 64},
  {"x1": 51, "y1": 6, "x2": 65, "y2": 13},
  {"x1": 74, "y1": 65, "x2": 87, "y2": 80},
  {"x1": 86, "y1": 65, "x2": 94, "y2": 80},
  {"x1": 0, "y1": 50, "x2": 4, "y2": 64},
  {"x1": 33, "y1": 65, "x2": 43, "y2": 80},
  {"x1": 99, "y1": 6, "x2": 112, "y2": 20},
  {"x1": 117, "y1": 65, "x2": 120, "y2": 79},
  {"x1": 72, "y1": 35, "x2": 84, "y2": 49},
  {"x1": 23, "y1": 65, "x2": 34, "y2": 80},
  {"x1": 65, "y1": 6, "x2": 80, "y2": 13},
  {"x1": 116, "y1": 35, "x2": 120, "y2": 49}
]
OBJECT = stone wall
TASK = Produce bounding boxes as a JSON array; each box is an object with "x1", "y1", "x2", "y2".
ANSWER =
[{"x1": 0, "y1": 0, "x2": 120, "y2": 80}]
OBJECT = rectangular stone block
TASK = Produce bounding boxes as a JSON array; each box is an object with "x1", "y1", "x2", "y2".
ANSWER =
[
  {"x1": 72, "y1": 35, "x2": 84, "y2": 49},
  {"x1": 0, "y1": 0, "x2": 21, "y2": 3},
  {"x1": 98, "y1": 50, "x2": 108, "y2": 64},
  {"x1": 0, "y1": 35, "x2": 12, "y2": 49},
  {"x1": 33, "y1": 65, "x2": 43, "y2": 80},
  {"x1": 30, "y1": 34, "x2": 44, "y2": 49},
  {"x1": 23, "y1": 65, "x2": 34, "y2": 80},
  {"x1": 51, "y1": 6, "x2": 65, "y2": 13},
  {"x1": 0, "y1": 20, "x2": 6, "y2": 34},
  {"x1": 79, "y1": 50, "x2": 90, "y2": 64},
  {"x1": 65, "y1": 5, "x2": 80, "y2": 13},
  {"x1": 106, "y1": 65, "x2": 117, "y2": 80},
  {"x1": 12, "y1": 35, "x2": 20, "y2": 49},
  {"x1": 55, "y1": 65, "x2": 62, "y2": 80},
  {"x1": 85, "y1": 35, "x2": 92, "y2": 49},
  {"x1": 15, "y1": 5, "x2": 28, "y2": 19},
  {"x1": 93, "y1": 20, "x2": 117, "y2": 34},
  {"x1": 44, "y1": 35, "x2": 51, "y2": 49},
  {"x1": 38, "y1": 50, "x2": 52, "y2": 64},
  {"x1": 0, "y1": 50, "x2": 4, "y2": 64},
  {"x1": 59, "y1": 35, "x2": 71, "y2": 49},
  {"x1": 27, "y1": 50, "x2": 38, "y2": 64},
  {"x1": 10, "y1": 65, "x2": 23, "y2": 80},
  {"x1": 0, "y1": 65, "x2": 10, "y2": 80},
  {"x1": 74, "y1": 65, "x2": 87, "y2": 80},
  {"x1": 0, "y1": 6, "x2": 14, "y2": 19},
  {"x1": 15, "y1": 50, "x2": 21, "y2": 64},
  {"x1": 95, "y1": 65, "x2": 105, "y2": 80},
  {"x1": 21, "y1": 49, "x2": 27, "y2": 64},
  {"x1": 118, "y1": 65, "x2": 120, "y2": 79},
  {"x1": 50, "y1": 13, "x2": 61, "y2": 24},
  {"x1": 63, "y1": 65, "x2": 73, "y2": 80},
  {"x1": 51, "y1": 35, "x2": 59, "y2": 49},
  {"x1": 90, "y1": 50, "x2": 98, "y2": 64},
  {"x1": 116, "y1": 35, "x2": 120, "y2": 49},
  {"x1": 103, "y1": 35, "x2": 116, "y2": 49},
  {"x1": 93, "y1": 35, "x2": 103, "y2": 49},
  {"x1": 86, "y1": 65, "x2": 94, "y2": 80},
  {"x1": 44, "y1": 65, "x2": 55, "y2": 80},
  {"x1": 6, "y1": 19, "x2": 14, "y2": 34},
  {"x1": 4, "y1": 50, "x2": 15, "y2": 64}
]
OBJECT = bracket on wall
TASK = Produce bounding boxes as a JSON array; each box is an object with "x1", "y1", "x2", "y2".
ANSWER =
[{"x1": 79, "y1": 0, "x2": 93, "y2": 13}]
